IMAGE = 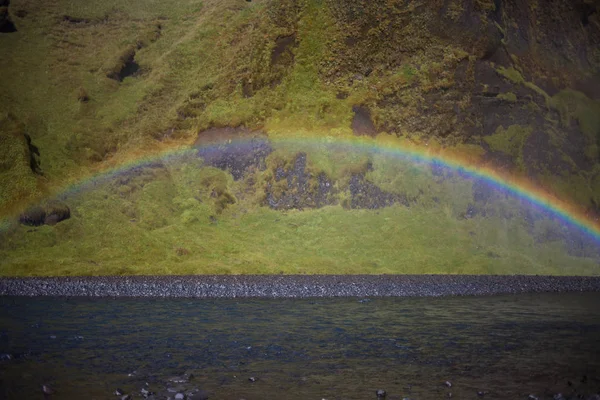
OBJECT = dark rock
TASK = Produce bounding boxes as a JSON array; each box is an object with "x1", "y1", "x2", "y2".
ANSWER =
[
  {"x1": 175, "y1": 393, "x2": 185, "y2": 400},
  {"x1": 528, "y1": 395, "x2": 539, "y2": 400},
  {"x1": 114, "y1": 388, "x2": 125, "y2": 396},
  {"x1": 195, "y1": 127, "x2": 272, "y2": 180},
  {"x1": 120, "y1": 396, "x2": 131, "y2": 400},
  {"x1": 477, "y1": 391, "x2": 488, "y2": 397},
  {"x1": 141, "y1": 387, "x2": 154, "y2": 398},
  {"x1": 347, "y1": 173, "x2": 405, "y2": 209},
  {"x1": 0, "y1": 353, "x2": 12, "y2": 361},
  {"x1": 19, "y1": 206, "x2": 46, "y2": 226},
  {"x1": 553, "y1": 394, "x2": 566, "y2": 400},
  {"x1": 264, "y1": 152, "x2": 334, "y2": 210},
  {"x1": 444, "y1": 381, "x2": 452, "y2": 388},
  {"x1": 248, "y1": 377, "x2": 257, "y2": 382},
  {"x1": 19, "y1": 201, "x2": 70, "y2": 226},
  {"x1": 376, "y1": 389, "x2": 387, "y2": 398},
  {"x1": 188, "y1": 389, "x2": 209, "y2": 400}
]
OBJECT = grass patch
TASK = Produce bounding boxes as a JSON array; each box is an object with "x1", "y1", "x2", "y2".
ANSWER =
[{"x1": 2, "y1": 200, "x2": 596, "y2": 276}]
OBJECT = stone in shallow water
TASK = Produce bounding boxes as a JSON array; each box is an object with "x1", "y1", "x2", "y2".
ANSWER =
[{"x1": 41, "y1": 384, "x2": 55, "y2": 395}]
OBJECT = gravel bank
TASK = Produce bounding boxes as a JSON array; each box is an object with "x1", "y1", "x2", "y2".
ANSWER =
[{"x1": 1, "y1": 275, "x2": 600, "y2": 298}]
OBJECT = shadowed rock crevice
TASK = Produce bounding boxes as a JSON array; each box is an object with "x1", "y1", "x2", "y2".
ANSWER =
[
  {"x1": 107, "y1": 47, "x2": 141, "y2": 82},
  {"x1": 243, "y1": 34, "x2": 298, "y2": 98},
  {"x1": 0, "y1": 0, "x2": 16, "y2": 33},
  {"x1": 62, "y1": 15, "x2": 90, "y2": 25},
  {"x1": 24, "y1": 134, "x2": 42, "y2": 175}
]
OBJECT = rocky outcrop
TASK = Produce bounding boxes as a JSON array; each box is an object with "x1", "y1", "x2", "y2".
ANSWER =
[
  {"x1": 264, "y1": 153, "x2": 334, "y2": 210},
  {"x1": 19, "y1": 201, "x2": 71, "y2": 226}
]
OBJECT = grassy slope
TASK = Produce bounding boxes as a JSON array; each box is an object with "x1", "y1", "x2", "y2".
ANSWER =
[
  {"x1": 1, "y1": 0, "x2": 600, "y2": 276},
  {"x1": 1, "y1": 148, "x2": 598, "y2": 276}
]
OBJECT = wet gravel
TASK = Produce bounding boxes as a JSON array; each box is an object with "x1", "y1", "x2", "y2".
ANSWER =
[{"x1": 1, "y1": 275, "x2": 599, "y2": 298}]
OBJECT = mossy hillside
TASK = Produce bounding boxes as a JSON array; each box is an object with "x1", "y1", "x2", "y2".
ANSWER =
[
  {"x1": 0, "y1": 0, "x2": 308, "y2": 208},
  {"x1": 1, "y1": 145, "x2": 599, "y2": 276},
  {"x1": 2, "y1": 196, "x2": 596, "y2": 276},
  {"x1": 0, "y1": 0, "x2": 599, "y2": 273},
  {"x1": 1, "y1": 0, "x2": 600, "y2": 245}
]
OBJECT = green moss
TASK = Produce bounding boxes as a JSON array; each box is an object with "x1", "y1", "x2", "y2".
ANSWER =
[
  {"x1": 497, "y1": 92, "x2": 517, "y2": 102},
  {"x1": 483, "y1": 125, "x2": 533, "y2": 171},
  {"x1": 496, "y1": 66, "x2": 525, "y2": 85}
]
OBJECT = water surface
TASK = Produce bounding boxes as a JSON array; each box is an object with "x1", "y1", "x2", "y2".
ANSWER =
[{"x1": 1, "y1": 293, "x2": 599, "y2": 399}]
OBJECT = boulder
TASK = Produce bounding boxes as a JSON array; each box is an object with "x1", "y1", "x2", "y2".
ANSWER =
[{"x1": 19, "y1": 201, "x2": 71, "y2": 226}]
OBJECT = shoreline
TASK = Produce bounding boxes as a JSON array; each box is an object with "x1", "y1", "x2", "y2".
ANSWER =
[{"x1": 1, "y1": 275, "x2": 600, "y2": 298}]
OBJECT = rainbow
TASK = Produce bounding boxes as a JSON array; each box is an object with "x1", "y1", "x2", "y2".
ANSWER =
[{"x1": 25, "y1": 133, "x2": 600, "y2": 243}]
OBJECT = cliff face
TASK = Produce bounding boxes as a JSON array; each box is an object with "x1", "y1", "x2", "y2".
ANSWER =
[{"x1": 0, "y1": 0, "x2": 599, "y2": 215}]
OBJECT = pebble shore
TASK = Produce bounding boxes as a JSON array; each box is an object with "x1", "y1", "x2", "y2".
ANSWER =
[{"x1": 1, "y1": 275, "x2": 600, "y2": 298}]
